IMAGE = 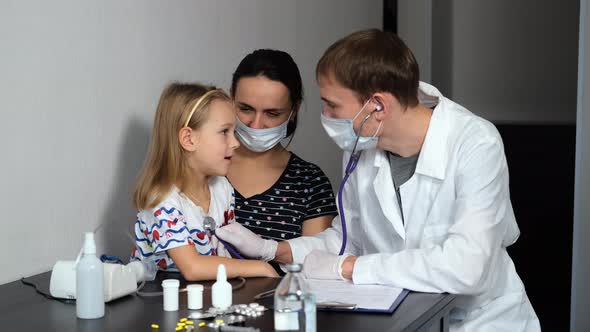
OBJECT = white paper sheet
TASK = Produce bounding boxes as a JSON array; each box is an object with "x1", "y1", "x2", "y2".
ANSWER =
[{"x1": 306, "y1": 279, "x2": 405, "y2": 311}]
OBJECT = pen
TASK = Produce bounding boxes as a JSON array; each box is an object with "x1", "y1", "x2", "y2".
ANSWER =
[{"x1": 316, "y1": 302, "x2": 357, "y2": 309}]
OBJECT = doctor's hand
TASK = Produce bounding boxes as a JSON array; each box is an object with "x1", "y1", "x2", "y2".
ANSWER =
[
  {"x1": 211, "y1": 236, "x2": 231, "y2": 258},
  {"x1": 215, "y1": 222, "x2": 278, "y2": 261},
  {"x1": 302, "y1": 250, "x2": 355, "y2": 280}
]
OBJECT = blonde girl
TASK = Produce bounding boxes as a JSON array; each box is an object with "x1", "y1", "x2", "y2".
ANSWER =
[{"x1": 130, "y1": 82, "x2": 278, "y2": 281}]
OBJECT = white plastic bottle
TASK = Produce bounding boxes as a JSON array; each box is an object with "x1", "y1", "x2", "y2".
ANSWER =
[
  {"x1": 76, "y1": 232, "x2": 105, "y2": 319},
  {"x1": 211, "y1": 264, "x2": 232, "y2": 310}
]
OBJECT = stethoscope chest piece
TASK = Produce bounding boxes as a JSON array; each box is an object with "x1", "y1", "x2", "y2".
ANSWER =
[{"x1": 203, "y1": 216, "x2": 216, "y2": 237}]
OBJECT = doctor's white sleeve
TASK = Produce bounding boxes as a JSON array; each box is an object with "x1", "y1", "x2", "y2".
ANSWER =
[
  {"x1": 287, "y1": 152, "x2": 362, "y2": 263},
  {"x1": 353, "y1": 136, "x2": 513, "y2": 295}
]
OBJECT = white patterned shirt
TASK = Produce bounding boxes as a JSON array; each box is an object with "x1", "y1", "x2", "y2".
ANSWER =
[{"x1": 130, "y1": 176, "x2": 235, "y2": 272}]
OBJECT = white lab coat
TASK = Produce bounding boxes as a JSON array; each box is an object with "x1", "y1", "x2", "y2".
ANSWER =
[{"x1": 288, "y1": 82, "x2": 540, "y2": 331}]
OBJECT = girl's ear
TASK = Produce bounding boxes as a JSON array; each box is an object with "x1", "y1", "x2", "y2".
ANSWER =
[{"x1": 178, "y1": 127, "x2": 198, "y2": 152}]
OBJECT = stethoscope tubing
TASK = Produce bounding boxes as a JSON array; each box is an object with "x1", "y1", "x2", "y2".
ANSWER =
[{"x1": 337, "y1": 112, "x2": 373, "y2": 256}]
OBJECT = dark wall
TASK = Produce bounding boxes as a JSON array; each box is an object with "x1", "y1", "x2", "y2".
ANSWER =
[
  {"x1": 498, "y1": 124, "x2": 575, "y2": 332},
  {"x1": 383, "y1": 0, "x2": 397, "y2": 33}
]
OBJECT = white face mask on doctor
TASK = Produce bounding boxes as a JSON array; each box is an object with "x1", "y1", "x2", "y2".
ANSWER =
[
  {"x1": 235, "y1": 111, "x2": 293, "y2": 153},
  {"x1": 321, "y1": 99, "x2": 383, "y2": 152}
]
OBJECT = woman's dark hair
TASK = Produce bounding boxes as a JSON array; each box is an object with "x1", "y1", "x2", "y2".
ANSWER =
[{"x1": 231, "y1": 49, "x2": 303, "y2": 137}]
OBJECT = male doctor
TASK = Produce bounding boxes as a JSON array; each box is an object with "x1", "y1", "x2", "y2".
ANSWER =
[{"x1": 217, "y1": 29, "x2": 540, "y2": 331}]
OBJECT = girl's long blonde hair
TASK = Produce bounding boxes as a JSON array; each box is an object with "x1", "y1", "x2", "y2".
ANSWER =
[{"x1": 133, "y1": 82, "x2": 231, "y2": 210}]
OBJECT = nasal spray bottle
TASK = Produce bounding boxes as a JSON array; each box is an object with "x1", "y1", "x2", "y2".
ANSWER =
[
  {"x1": 76, "y1": 232, "x2": 105, "y2": 319},
  {"x1": 211, "y1": 264, "x2": 232, "y2": 310}
]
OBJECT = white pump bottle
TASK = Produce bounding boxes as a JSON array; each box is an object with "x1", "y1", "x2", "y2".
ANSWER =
[{"x1": 76, "y1": 232, "x2": 105, "y2": 319}]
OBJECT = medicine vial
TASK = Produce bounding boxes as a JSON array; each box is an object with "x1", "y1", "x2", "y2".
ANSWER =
[
  {"x1": 187, "y1": 284, "x2": 204, "y2": 310},
  {"x1": 162, "y1": 279, "x2": 180, "y2": 311},
  {"x1": 76, "y1": 232, "x2": 105, "y2": 319},
  {"x1": 211, "y1": 264, "x2": 232, "y2": 309}
]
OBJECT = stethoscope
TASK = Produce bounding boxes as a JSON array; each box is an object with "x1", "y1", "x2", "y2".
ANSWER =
[
  {"x1": 337, "y1": 108, "x2": 378, "y2": 256},
  {"x1": 203, "y1": 216, "x2": 245, "y2": 259},
  {"x1": 203, "y1": 105, "x2": 376, "y2": 258}
]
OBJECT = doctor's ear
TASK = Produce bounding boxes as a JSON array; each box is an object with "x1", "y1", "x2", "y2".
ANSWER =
[
  {"x1": 370, "y1": 95, "x2": 389, "y2": 120},
  {"x1": 178, "y1": 127, "x2": 199, "y2": 152},
  {"x1": 373, "y1": 100, "x2": 384, "y2": 112},
  {"x1": 370, "y1": 94, "x2": 387, "y2": 111}
]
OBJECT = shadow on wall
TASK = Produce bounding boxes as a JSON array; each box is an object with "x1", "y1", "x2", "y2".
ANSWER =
[{"x1": 99, "y1": 116, "x2": 151, "y2": 261}]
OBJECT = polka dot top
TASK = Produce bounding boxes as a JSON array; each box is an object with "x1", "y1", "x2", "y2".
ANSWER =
[{"x1": 233, "y1": 153, "x2": 338, "y2": 241}]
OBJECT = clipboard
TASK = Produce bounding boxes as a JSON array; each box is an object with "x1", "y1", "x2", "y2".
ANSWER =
[
  {"x1": 307, "y1": 279, "x2": 410, "y2": 314},
  {"x1": 316, "y1": 289, "x2": 410, "y2": 313}
]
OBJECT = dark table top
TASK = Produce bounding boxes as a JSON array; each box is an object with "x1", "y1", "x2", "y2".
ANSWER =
[{"x1": 0, "y1": 271, "x2": 456, "y2": 332}]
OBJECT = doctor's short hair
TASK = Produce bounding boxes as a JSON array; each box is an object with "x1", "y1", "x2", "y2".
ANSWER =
[
  {"x1": 316, "y1": 29, "x2": 420, "y2": 108},
  {"x1": 133, "y1": 82, "x2": 231, "y2": 210}
]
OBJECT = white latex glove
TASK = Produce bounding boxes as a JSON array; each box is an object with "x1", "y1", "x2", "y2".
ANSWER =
[
  {"x1": 302, "y1": 250, "x2": 350, "y2": 280},
  {"x1": 211, "y1": 236, "x2": 231, "y2": 258},
  {"x1": 215, "y1": 222, "x2": 278, "y2": 261}
]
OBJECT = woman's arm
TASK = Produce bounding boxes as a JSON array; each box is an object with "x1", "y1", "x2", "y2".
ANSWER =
[
  {"x1": 301, "y1": 215, "x2": 335, "y2": 236},
  {"x1": 167, "y1": 245, "x2": 278, "y2": 281}
]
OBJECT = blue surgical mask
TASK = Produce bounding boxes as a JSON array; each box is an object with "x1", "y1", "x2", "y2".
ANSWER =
[
  {"x1": 321, "y1": 100, "x2": 383, "y2": 152},
  {"x1": 235, "y1": 112, "x2": 293, "y2": 152}
]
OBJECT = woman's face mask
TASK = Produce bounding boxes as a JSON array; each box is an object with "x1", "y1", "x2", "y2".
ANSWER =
[
  {"x1": 320, "y1": 99, "x2": 383, "y2": 152},
  {"x1": 235, "y1": 111, "x2": 293, "y2": 152}
]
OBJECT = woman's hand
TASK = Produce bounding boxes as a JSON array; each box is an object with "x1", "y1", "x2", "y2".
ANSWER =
[{"x1": 216, "y1": 223, "x2": 278, "y2": 261}]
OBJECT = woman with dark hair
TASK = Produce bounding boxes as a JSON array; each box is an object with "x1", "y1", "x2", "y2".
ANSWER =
[{"x1": 227, "y1": 49, "x2": 337, "y2": 246}]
